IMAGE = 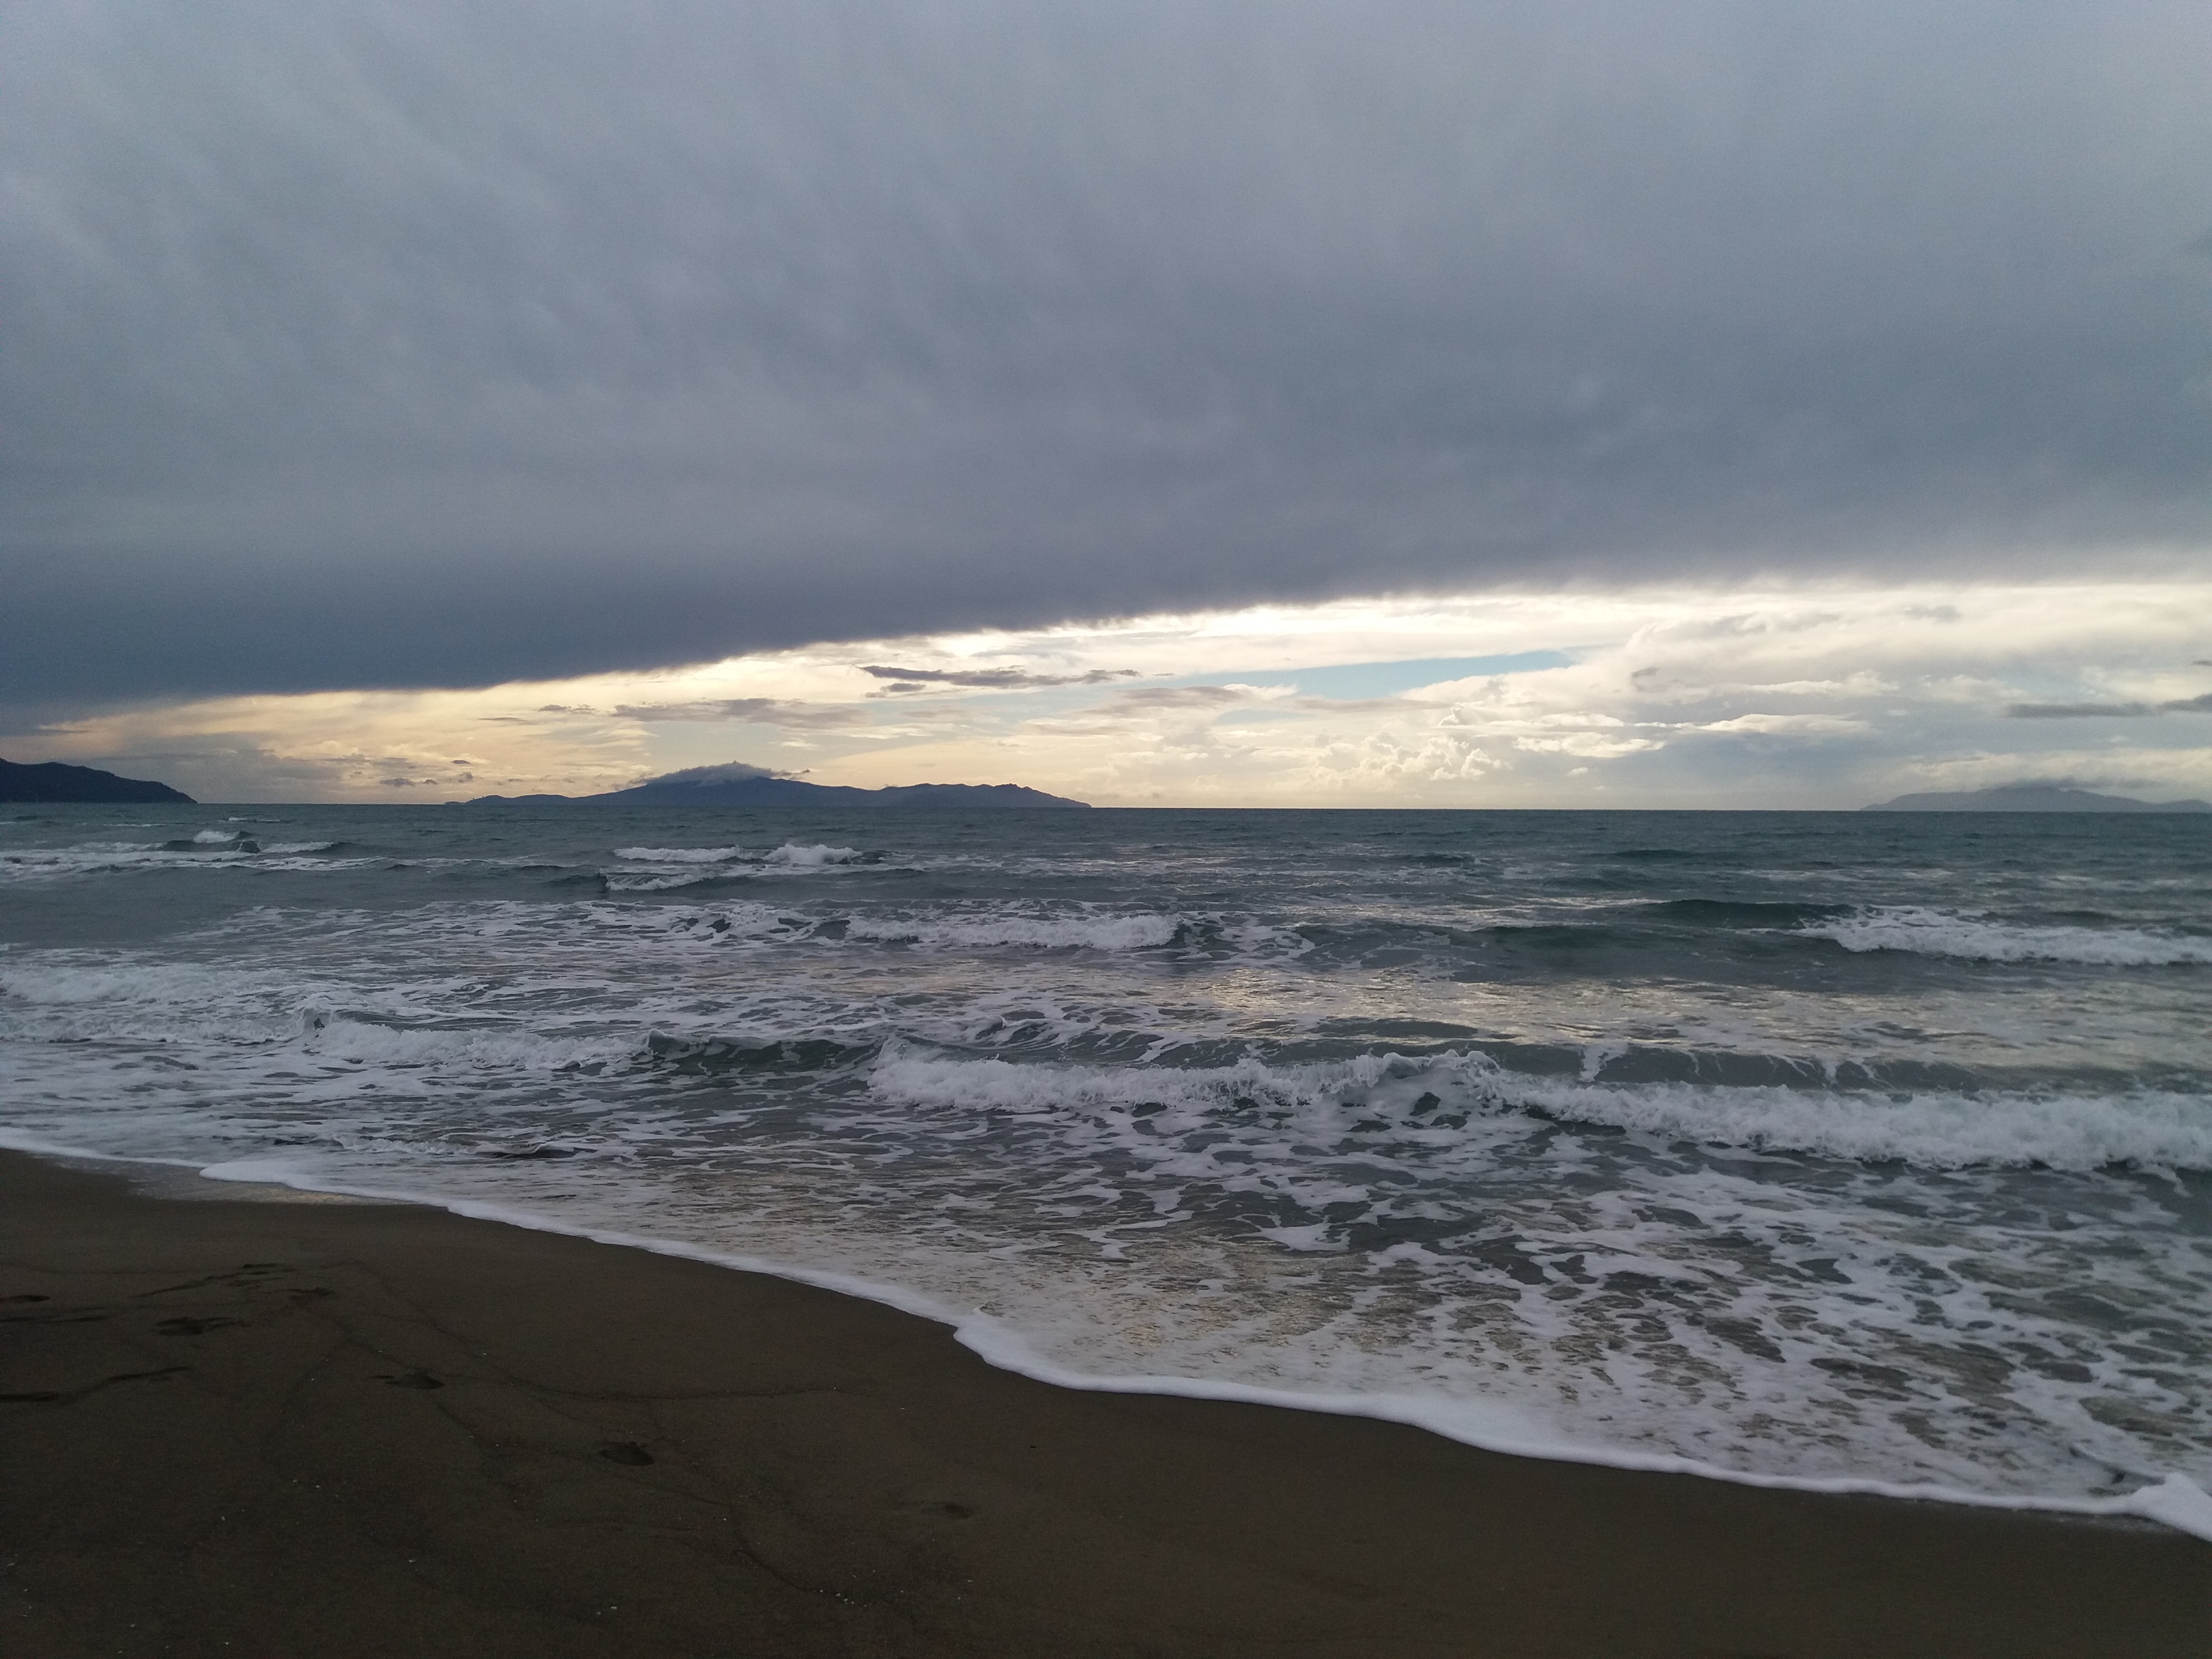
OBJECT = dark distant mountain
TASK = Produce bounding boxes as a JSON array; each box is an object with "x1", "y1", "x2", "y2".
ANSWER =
[
  {"x1": 468, "y1": 765, "x2": 1088, "y2": 809},
  {"x1": 0, "y1": 757, "x2": 195, "y2": 804},
  {"x1": 1864, "y1": 783, "x2": 2210, "y2": 813}
]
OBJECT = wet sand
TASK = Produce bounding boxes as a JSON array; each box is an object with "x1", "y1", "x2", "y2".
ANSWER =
[{"x1": 2, "y1": 1149, "x2": 2204, "y2": 1658}]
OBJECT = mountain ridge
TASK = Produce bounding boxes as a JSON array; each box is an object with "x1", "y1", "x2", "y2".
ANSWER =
[
  {"x1": 468, "y1": 766, "x2": 1088, "y2": 809},
  {"x1": 1863, "y1": 783, "x2": 2209, "y2": 813},
  {"x1": 0, "y1": 757, "x2": 196, "y2": 804}
]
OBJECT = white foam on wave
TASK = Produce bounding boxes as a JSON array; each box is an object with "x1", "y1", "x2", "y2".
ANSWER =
[
  {"x1": 0, "y1": 953, "x2": 639, "y2": 1068},
  {"x1": 843, "y1": 911, "x2": 1184, "y2": 951},
  {"x1": 191, "y1": 828, "x2": 240, "y2": 844},
  {"x1": 0, "y1": 840, "x2": 365, "y2": 884},
  {"x1": 766, "y1": 842, "x2": 866, "y2": 867},
  {"x1": 439, "y1": 892, "x2": 1305, "y2": 963},
  {"x1": 10, "y1": 917, "x2": 2201, "y2": 1176},
  {"x1": 1505, "y1": 1070, "x2": 2212, "y2": 1171},
  {"x1": 873, "y1": 1044, "x2": 1390, "y2": 1120},
  {"x1": 606, "y1": 843, "x2": 873, "y2": 885},
  {"x1": 1804, "y1": 906, "x2": 2212, "y2": 966},
  {"x1": 0, "y1": 958, "x2": 316, "y2": 1043},
  {"x1": 0, "y1": 843, "x2": 197, "y2": 883},
  {"x1": 868, "y1": 1045, "x2": 2212, "y2": 1171},
  {"x1": 641, "y1": 903, "x2": 798, "y2": 941},
  {"x1": 618, "y1": 896, "x2": 1205, "y2": 952},
  {"x1": 298, "y1": 1011, "x2": 634, "y2": 1072},
  {"x1": 604, "y1": 871, "x2": 739, "y2": 892}
]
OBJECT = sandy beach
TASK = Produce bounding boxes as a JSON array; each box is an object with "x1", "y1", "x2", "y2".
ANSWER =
[{"x1": 1, "y1": 1149, "x2": 2203, "y2": 1658}]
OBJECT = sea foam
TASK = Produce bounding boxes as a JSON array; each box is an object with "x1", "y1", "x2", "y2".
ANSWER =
[
  {"x1": 867, "y1": 1045, "x2": 2212, "y2": 1172},
  {"x1": 1803, "y1": 906, "x2": 2212, "y2": 965}
]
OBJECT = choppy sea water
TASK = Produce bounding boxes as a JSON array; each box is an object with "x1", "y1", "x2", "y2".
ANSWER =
[{"x1": 5, "y1": 804, "x2": 2209, "y2": 1531}]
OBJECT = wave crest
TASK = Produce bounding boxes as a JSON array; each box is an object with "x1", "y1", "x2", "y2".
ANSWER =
[
  {"x1": 1800, "y1": 906, "x2": 2212, "y2": 966},
  {"x1": 868, "y1": 1045, "x2": 2212, "y2": 1172}
]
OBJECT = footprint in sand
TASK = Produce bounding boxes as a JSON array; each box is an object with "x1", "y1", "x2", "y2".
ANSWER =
[
  {"x1": 155, "y1": 1316, "x2": 243, "y2": 1336},
  {"x1": 135, "y1": 1264, "x2": 296, "y2": 1299},
  {"x1": 3, "y1": 1366, "x2": 188, "y2": 1406}
]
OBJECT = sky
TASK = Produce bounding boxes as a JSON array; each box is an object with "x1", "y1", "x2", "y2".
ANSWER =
[{"x1": 4, "y1": 2, "x2": 2209, "y2": 805}]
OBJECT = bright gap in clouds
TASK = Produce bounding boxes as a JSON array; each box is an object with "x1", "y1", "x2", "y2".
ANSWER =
[
  {"x1": 18, "y1": 581, "x2": 2212, "y2": 808},
  {"x1": 1179, "y1": 653, "x2": 1576, "y2": 700}
]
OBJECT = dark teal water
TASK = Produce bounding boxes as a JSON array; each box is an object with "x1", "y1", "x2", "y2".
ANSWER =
[{"x1": 4, "y1": 804, "x2": 2208, "y2": 1512}]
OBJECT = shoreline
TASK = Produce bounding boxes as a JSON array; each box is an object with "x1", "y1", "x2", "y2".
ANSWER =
[
  {"x1": 4, "y1": 1147, "x2": 2207, "y2": 1657},
  {"x1": 18, "y1": 1133, "x2": 2211, "y2": 1541}
]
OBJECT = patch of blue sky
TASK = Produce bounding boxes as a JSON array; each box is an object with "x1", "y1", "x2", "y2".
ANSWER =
[{"x1": 1170, "y1": 651, "x2": 1573, "y2": 699}]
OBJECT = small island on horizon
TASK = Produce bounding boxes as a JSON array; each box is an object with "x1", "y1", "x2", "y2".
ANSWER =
[
  {"x1": 1863, "y1": 782, "x2": 2210, "y2": 813},
  {"x1": 466, "y1": 763, "x2": 1090, "y2": 809}
]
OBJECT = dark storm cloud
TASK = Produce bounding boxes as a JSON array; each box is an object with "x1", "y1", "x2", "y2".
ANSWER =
[
  {"x1": 2006, "y1": 694, "x2": 2212, "y2": 718},
  {"x1": 4, "y1": 1, "x2": 2208, "y2": 710}
]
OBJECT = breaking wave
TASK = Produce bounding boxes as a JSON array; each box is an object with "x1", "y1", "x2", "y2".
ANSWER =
[
  {"x1": 1801, "y1": 906, "x2": 2212, "y2": 965},
  {"x1": 867, "y1": 1047, "x2": 2212, "y2": 1173}
]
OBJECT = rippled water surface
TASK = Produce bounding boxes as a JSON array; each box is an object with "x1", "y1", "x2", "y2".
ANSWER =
[{"x1": 4, "y1": 803, "x2": 2208, "y2": 1511}]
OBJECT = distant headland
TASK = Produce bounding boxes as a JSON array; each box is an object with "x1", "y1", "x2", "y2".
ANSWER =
[
  {"x1": 0, "y1": 757, "x2": 196, "y2": 804},
  {"x1": 1863, "y1": 782, "x2": 2210, "y2": 813},
  {"x1": 467, "y1": 763, "x2": 1089, "y2": 809}
]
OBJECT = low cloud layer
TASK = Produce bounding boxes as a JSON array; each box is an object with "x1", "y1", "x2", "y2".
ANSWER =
[
  {"x1": 609, "y1": 698, "x2": 876, "y2": 729},
  {"x1": 860, "y1": 666, "x2": 1140, "y2": 692},
  {"x1": 2007, "y1": 693, "x2": 2212, "y2": 718},
  {"x1": 5, "y1": 2, "x2": 2208, "y2": 715},
  {"x1": 16, "y1": 580, "x2": 2210, "y2": 808}
]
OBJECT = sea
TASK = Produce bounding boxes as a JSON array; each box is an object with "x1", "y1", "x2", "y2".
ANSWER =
[{"x1": 4, "y1": 803, "x2": 2209, "y2": 1534}]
